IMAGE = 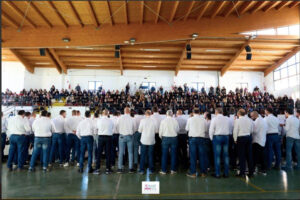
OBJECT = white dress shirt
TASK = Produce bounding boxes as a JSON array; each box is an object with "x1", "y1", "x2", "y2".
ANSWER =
[
  {"x1": 134, "y1": 115, "x2": 145, "y2": 132},
  {"x1": 111, "y1": 116, "x2": 119, "y2": 133},
  {"x1": 24, "y1": 117, "x2": 31, "y2": 135},
  {"x1": 2, "y1": 117, "x2": 8, "y2": 133},
  {"x1": 29, "y1": 117, "x2": 36, "y2": 134},
  {"x1": 64, "y1": 116, "x2": 78, "y2": 134},
  {"x1": 139, "y1": 116, "x2": 158, "y2": 145},
  {"x1": 209, "y1": 114, "x2": 230, "y2": 140},
  {"x1": 116, "y1": 114, "x2": 136, "y2": 136},
  {"x1": 176, "y1": 115, "x2": 187, "y2": 134},
  {"x1": 96, "y1": 116, "x2": 114, "y2": 136},
  {"x1": 151, "y1": 113, "x2": 163, "y2": 133},
  {"x1": 252, "y1": 117, "x2": 268, "y2": 147},
  {"x1": 159, "y1": 116, "x2": 179, "y2": 138},
  {"x1": 265, "y1": 114, "x2": 280, "y2": 134},
  {"x1": 76, "y1": 118, "x2": 95, "y2": 139},
  {"x1": 32, "y1": 117, "x2": 55, "y2": 137},
  {"x1": 284, "y1": 115, "x2": 300, "y2": 139},
  {"x1": 205, "y1": 120, "x2": 211, "y2": 138},
  {"x1": 52, "y1": 115, "x2": 65, "y2": 133},
  {"x1": 233, "y1": 116, "x2": 254, "y2": 142},
  {"x1": 7, "y1": 115, "x2": 31, "y2": 136},
  {"x1": 185, "y1": 114, "x2": 206, "y2": 137}
]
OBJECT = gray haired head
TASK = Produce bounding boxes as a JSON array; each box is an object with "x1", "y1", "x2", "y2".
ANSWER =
[{"x1": 166, "y1": 110, "x2": 173, "y2": 117}]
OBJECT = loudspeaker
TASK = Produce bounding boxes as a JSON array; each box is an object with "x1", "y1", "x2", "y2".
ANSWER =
[
  {"x1": 115, "y1": 45, "x2": 120, "y2": 50},
  {"x1": 186, "y1": 44, "x2": 191, "y2": 51},
  {"x1": 115, "y1": 51, "x2": 120, "y2": 58},
  {"x1": 245, "y1": 45, "x2": 251, "y2": 52},
  {"x1": 246, "y1": 53, "x2": 252, "y2": 60},
  {"x1": 186, "y1": 52, "x2": 191, "y2": 59},
  {"x1": 39, "y1": 48, "x2": 46, "y2": 56}
]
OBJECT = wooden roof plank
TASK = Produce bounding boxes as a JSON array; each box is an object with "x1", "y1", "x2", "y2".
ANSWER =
[
  {"x1": 211, "y1": 1, "x2": 226, "y2": 19},
  {"x1": 29, "y1": 2, "x2": 52, "y2": 28},
  {"x1": 169, "y1": 1, "x2": 180, "y2": 22},
  {"x1": 197, "y1": 1, "x2": 211, "y2": 21},
  {"x1": 68, "y1": 1, "x2": 84, "y2": 27},
  {"x1": 119, "y1": 48, "x2": 124, "y2": 75},
  {"x1": 2, "y1": 11, "x2": 19, "y2": 29},
  {"x1": 47, "y1": 1, "x2": 68, "y2": 28},
  {"x1": 276, "y1": 1, "x2": 291, "y2": 10},
  {"x1": 155, "y1": 1, "x2": 162, "y2": 24},
  {"x1": 175, "y1": 41, "x2": 190, "y2": 76},
  {"x1": 238, "y1": 1, "x2": 255, "y2": 15},
  {"x1": 140, "y1": 1, "x2": 144, "y2": 24},
  {"x1": 223, "y1": 1, "x2": 242, "y2": 17},
  {"x1": 49, "y1": 49, "x2": 67, "y2": 74},
  {"x1": 250, "y1": 1, "x2": 269, "y2": 14},
  {"x1": 9, "y1": 49, "x2": 34, "y2": 73},
  {"x1": 45, "y1": 48, "x2": 62, "y2": 74},
  {"x1": 184, "y1": 1, "x2": 195, "y2": 21},
  {"x1": 289, "y1": 1, "x2": 300, "y2": 8},
  {"x1": 87, "y1": 1, "x2": 100, "y2": 27}
]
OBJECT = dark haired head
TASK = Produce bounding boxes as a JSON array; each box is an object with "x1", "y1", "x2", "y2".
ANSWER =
[
  {"x1": 193, "y1": 108, "x2": 200, "y2": 114},
  {"x1": 285, "y1": 109, "x2": 294, "y2": 115},
  {"x1": 18, "y1": 110, "x2": 25, "y2": 116},
  {"x1": 94, "y1": 112, "x2": 99, "y2": 118},
  {"x1": 265, "y1": 107, "x2": 273, "y2": 114},
  {"x1": 85, "y1": 111, "x2": 91, "y2": 118},
  {"x1": 138, "y1": 109, "x2": 144, "y2": 115},
  {"x1": 25, "y1": 112, "x2": 31, "y2": 117},
  {"x1": 206, "y1": 113, "x2": 211, "y2": 120},
  {"x1": 59, "y1": 110, "x2": 66, "y2": 115},
  {"x1": 41, "y1": 110, "x2": 48, "y2": 117},
  {"x1": 152, "y1": 106, "x2": 158, "y2": 113},
  {"x1": 47, "y1": 112, "x2": 51, "y2": 117}
]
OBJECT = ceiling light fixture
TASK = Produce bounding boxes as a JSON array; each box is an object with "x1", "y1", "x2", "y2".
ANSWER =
[
  {"x1": 129, "y1": 38, "x2": 136, "y2": 45},
  {"x1": 191, "y1": 33, "x2": 199, "y2": 40},
  {"x1": 62, "y1": 37, "x2": 70, "y2": 42}
]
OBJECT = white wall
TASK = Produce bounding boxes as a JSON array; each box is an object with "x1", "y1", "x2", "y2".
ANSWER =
[{"x1": 1, "y1": 62, "x2": 25, "y2": 92}]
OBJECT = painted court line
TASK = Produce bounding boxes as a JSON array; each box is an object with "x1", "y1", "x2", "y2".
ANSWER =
[
  {"x1": 239, "y1": 177, "x2": 266, "y2": 192},
  {"x1": 113, "y1": 174, "x2": 122, "y2": 199}
]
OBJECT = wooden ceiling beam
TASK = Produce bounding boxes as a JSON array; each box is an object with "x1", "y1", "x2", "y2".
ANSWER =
[
  {"x1": 9, "y1": 49, "x2": 34, "y2": 73},
  {"x1": 289, "y1": 1, "x2": 300, "y2": 8},
  {"x1": 119, "y1": 48, "x2": 124, "y2": 75},
  {"x1": 155, "y1": 1, "x2": 162, "y2": 24},
  {"x1": 221, "y1": 40, "x2": 250, "y2": 76},
  {"x1": 211, "y1": 1, "x2": 226, "y2": 19},
  {"x1": 4, "y1": 1, "x2": 37, "y2": 28},
  {"x1": 263, "y1": 1, "x2": 281, "y2": 12},
  {"x1": 184, "y1": 1, "x2": 195, "y2": 21},
  {"x1": 28, "y1": 2, "x2": 52, "y2": 28},
  {"x1": 45, "y1": 49, "x2": 62, "y2": 74},
  {"x1": 2, "y1": 12, "x2": 19, "y2": 29},
  {"x1": 48, "y1": 49, "x2": 67, "y2": 74},
  {"x1": 105, "y1": 1, "x2": 113, "y2": 25},
  {"x1": 238, "y1": 1, "x2": 255, "y2": 15},
  {"x1": 124, "y1": 1, "x2": 128, "y2": 24},
  {"x1": 175, "y1": 41, "x2": 189, "y2": 76},
  {"x1": 140, "y1": 1, "x2": 144, "y2": 24},
  {"x1": 197, "y1": 1, "x2": 211, "y2": 21},
  {"x1": 276, "y1": 1, "x2": 291, "y2": 11},
  {"x1": 169, "y1": 1, "x2": 180, "y2": 23},
  {"x1": 87, "y1": 1, "x2": 99, "y2": 28},
  {"x1": 68, "y1": 1, "x2": 84, "y2": 27},
  {"x1": 264, "y1": 47, "x2": 300, "y2": 76},
  {"x1": 250, "y1": 1, "x2": 269, "y2": 14},
  {"x1": 47, "y1": 1, "x2": 68, "y2": 28},
  {"x1": 223, "y1": 1, "x2": 242, "y2": 17}
]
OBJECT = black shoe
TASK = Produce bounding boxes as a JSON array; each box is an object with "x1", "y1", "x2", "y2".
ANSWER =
[
  {"x1": 78, "y1": 168, "x2": 83, "y2": 173},
  {"x1": 93, "y1": 169, "x2": 100, "y2": 175},
  {"x1": 223, "y1": 174, "x2": 229, "y2": 178},
  {"x1": 248, "y1": 173, "x2": 254, "y2": 178},
  {"x1": 106, "y1": 169, "x2": 113, "y2": 174},
  {"x1": 88, "y1": 168, "x2": 94, "y2": 173},
  {"x1": 129, "y1": 168, "x2": 136, "y2": 174},
  {"x1": 212, "y1": 174, "x2": 221, "y2": 179},
  {"x1": 28, "y1": 167, "x2": 35, "y2": 172},
  {"x1": 236, "y1": 174, "x2": 246, "y2": 178},
  {"x1": 8, "y1": 168, "x2": 13, "y2": 172},
  {"x1": 43, "y1": 167, "x2": 49, "y2": 172},
  {"x1": 273, "y1": 166, "x2": 281, "y2": 170},
  {"x1": 133, "y1": 164, "x2": 138, "y2": 170},
  {"x1": 117, "y1": 169, "x2": 123, "y2": 174}
]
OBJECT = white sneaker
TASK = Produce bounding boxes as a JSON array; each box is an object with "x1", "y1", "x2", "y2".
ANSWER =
[
  {"x1": 63, "y1": 162, "x2": 69, "y2": 167},
  {"x1": 76, "y1": 163, "x2": 80, "y2": 167}
]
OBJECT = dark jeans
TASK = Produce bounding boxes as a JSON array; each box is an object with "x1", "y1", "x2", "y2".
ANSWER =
[
  {"x1": 66, "y1": 134, "x2": 80, "y2": 162},
  {"x1": 237, "y1": 135, "x2": 254, "y2": 175},
  {"x1": 203, "y1": 138, "x2": 212, "y2": 170},
  {"x1": 229, "y1": 135, "x2": 237, "y2": 168},
  {"x1": 1, "y1": 133, "x2": 7, "y2": 161},
  {"x1": 7, "y1": 134, "x2": 26, "y2": 169},
  {"x1": 111, "y1": 133, "x2": 119, "y2": 166},
  {"x1": 212, "y1": 135, "x2": 229, "y2": 177},
  {"x1": 140, "y1": 144, "x2": 154, "y2": 172},
  {"x1": 285, "y1": 137, "x2": 300, "y2": 169},
  {"x1": 133, "y1": 132, "x2": 141, "y2": 165},
  {"x1": 79, "y1": 136, "x2": 94, "y2": 170},
  {"x1": 96, "y1": 135, "x2": 112, "y2": 170},
  {"x1": 154, "y1": 134, "x2": 161, "y2": 163},
  {"x1": 49, "y1": 133, "x2": 65, "y2": 164},
  {"x1": 178, "y1": 134, "x2": 188, "y2": 168},
  {"x1": 23, "y1": 135, "x2": 30, "y2": 163},
  {"x1": 30, "y1": 137, "x2": 51, "y2": 169},
  {"x1": 252, "y1": 143, "x2": 266, "y2": 171},
  {"x1": 265, "y1": 134, "x2": 281, "y2": 169},
  {"x1": 189, "y1": 137, "x2": 207, "y2": 174},
  {"x1": 62, "y1": 133, "x2": 68, "y2": 159},
  {"x1": 161, "y1": 136, "x2": 178, "y2": 172}
]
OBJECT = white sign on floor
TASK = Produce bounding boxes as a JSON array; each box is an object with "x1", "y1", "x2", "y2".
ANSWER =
[{"x1": 142, "y1": 181, "x2": 160, "y2": 194}]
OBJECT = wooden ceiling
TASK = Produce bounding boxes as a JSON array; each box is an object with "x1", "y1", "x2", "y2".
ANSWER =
[{"x1": 1, "y1": 1, "x2": 300, "y2": 76}]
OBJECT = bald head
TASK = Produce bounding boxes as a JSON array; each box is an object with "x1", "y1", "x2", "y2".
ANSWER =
[
  {"x1": 124, "y1": 107, "x2": 131, "y2": 114},
  {"x1": 176, "y1": 110, "x2": 182, "y2": 116},
  {"x1": 145, "y1": 110, "x2": 151, "y2": 116},
  {"x1": 215, "y1": 108, "x2": 223, "y2": 115},
  {"x1": 167, "y1": 110, "x2": 173, "y2": 117},
  {"x1": 238, "y1": 109, "x2": 246, "y2": 117},
  {"x1": 102, "y1": 109, "x2": 109, "y2": 116},
  {"x1": 251, "y1": 111, "x2": 259, "y2": 120}
]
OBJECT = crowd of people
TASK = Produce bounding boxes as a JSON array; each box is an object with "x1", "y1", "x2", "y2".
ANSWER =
[
  {"x1": 1, "y1": 105, "x2": 300, "y2": 178},
  {"x1": 2, "y1": 84, "x2": 300, "y2": 116}
]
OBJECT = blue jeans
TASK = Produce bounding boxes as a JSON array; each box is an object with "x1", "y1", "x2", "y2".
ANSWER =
[
  {"x1": 189, "y1": 137, "x2": 208, "y2": 174},
  {"x1": 265, "y1": 134, "x2": 281, "y2": 169},
  {"x1": 286, "y1": 137, "x2": 300, "y2": 169},
  {"x1": 79, "y1": 136, "x2": 94, "y2": 170},
  {"x1": 212, "y1": 135, "x2": 229, "y2": 176},
  {"x1": 49, "y1": 133, "x2": 65, "y2": 164},
  {"x1": 1, "y1": 133, "x2": 7, "y2": 161},
  {"x1": 23, "y1": 135, "x2": 30, "y2": 163},
  {"x1": 111, "y1": 133, "x2": 119, "y2": 166},
  {"x1": 133, "y1": 132, "x2": 141, "y2": 165},
  {"x1": 118, "y1": 135, "x2": 133, "y2": 170},
  {"x1": 140, "y1": 144, "x2": 154, "y2": 172},
  {"x1": 161, "y1": 137, "x2": 178, "y2": 172},
  {"x1": 7, "y1": 135, "x2": 26, "y2": 169},
  {"x1": 66, "y1": 134, "x2": 80, "y2": 162},
  {"x1": 30, "y1": 137, "x2": 51, "y2": 169}
]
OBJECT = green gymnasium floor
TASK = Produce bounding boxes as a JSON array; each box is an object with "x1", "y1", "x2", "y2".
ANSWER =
[{"x1": 1, "y1": 164, "x2": 300, "y2": 199}]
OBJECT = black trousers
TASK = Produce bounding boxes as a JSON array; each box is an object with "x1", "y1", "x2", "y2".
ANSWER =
[
  {"x1": 252, "y1": 143, "x2": 266, "y2": 171},
  {"x1": 237, "y1": 135, "x2": 254, "y2": 175},
  {"x1": 178, "y1": 134, "x2": 188, "y2": 168},
  {"x1": 154, "y1": 134, "x2": 161, "y2": 163},
  {"x1": 229, "y1": 135, "x2": 237, "y2": 168},
  {"x1": 96, "y1": 136, "x2": 112, "y2": 170}
]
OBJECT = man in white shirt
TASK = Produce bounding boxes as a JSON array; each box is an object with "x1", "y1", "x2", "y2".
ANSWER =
[
  {"x1": 234, "y1": 109, "x2": 254, "y2": 177},
  {"x1": 94, "y1": 109, "x2": 114, "y2": 174},
  {"x1": 159, "y1": 110, "x2": 179, "y2": 174},
  {"x1": 175, "y1": 110, "x2": 188, "y2": 169},
  {"x1": 49, "y1": 110, "x2": 66, "y2": 166},
  {"x1": 186, "y1": 108, "x2": 207, "y2": 178},
  {"x1": 77, "y1": 111, "x2": 96, "y2": 173},
  {"x1": 7, "y1": 110, "x2": 31, "y2": 171},
  {"x1": 64, "y1": 110, "x2": 80, "y2": 166},
  {"x1": 251, "y1": 111, "x2": 267, "y2": 174},
  {"x1": 282, "y1": 109, "x2": 300, "y2": 170},
  {"x1": 264, "y1": 108, "x2": 281, "y2": 170},
  {"x1": 29, "y1": 110, "x2": 55, "y2": 172},
  {"x1": 133, "y1": 110, "x2": 145, "y2": 170},
  {"x1": 209, "y1": 108, "x2": 230, "y2": 178},
  {"x1": 110, "y1": 111, "x2": 120, "y2": 167},
  {"x1": 1, "y1": 112, "x2": 8, "y2": 162},
  {"x1": 151, "y1": 106, "x2": 163, "y2": 164},
  {"x1": 23, "y1": 112, "x2": 32, "y2": 164},
  {"x1": 116, "y1": 107, "x2": 136, "y2": 173},
  {"x1": 138, "y1": 110, "x2": 157, "y2": 174}
]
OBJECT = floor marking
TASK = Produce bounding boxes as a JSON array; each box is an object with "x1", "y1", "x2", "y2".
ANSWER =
[
  {"x1": 113, "y1": 174, "x2": 122, "y2": 199},
  {"x1": 239, "y1": 177, "x2": 266, "y2": 192},
  {"x1": 9, "y1": 190, "x2": 300, "y2": 199}
]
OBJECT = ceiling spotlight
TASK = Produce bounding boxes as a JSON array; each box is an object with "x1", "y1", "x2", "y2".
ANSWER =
[
  {"x1": 129, "y1": 38, "x2": 136, "y2": 45},
  {"x1": 62, "y1": 37, "x2": 70, "y2": 42},
  {"x1": 191, "y1": 33, "x2": 198, "y2": 40},
  {"x1": 124, "y1": 40, "x2": 129, "y2": 44}
]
